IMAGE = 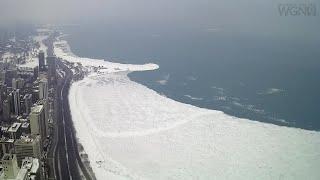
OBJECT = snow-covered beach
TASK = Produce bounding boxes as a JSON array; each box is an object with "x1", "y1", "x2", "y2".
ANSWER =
[{"x1": 54, "y1": 39, "x2": 320, "y2": 180}]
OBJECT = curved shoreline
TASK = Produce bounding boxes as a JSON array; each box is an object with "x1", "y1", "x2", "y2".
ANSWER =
[{"x1": 54, "y1": 38, "x2": 320, "y2": 180}]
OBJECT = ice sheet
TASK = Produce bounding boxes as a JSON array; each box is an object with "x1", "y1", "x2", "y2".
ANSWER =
[{"x1": 54, "y1": 39, "x2": 320, "y2": 180}]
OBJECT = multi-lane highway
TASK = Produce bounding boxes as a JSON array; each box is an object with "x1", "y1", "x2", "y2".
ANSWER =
[
  {"x1": 50, "y1": 59, "x2": 93, "y2": 180},
  {"x1": 53, "y1": 60, "x2": 79, "y2": 180},
  {"x1": 44, "y1": 36, "x2": 93, "y2": 180}
]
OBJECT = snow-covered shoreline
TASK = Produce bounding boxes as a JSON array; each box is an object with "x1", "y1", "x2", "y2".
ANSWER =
[
  {"x1": 13, "y1": 30, "x2": 48, "y2": 70},
  {"x1": 54, "y1": 37, "x2": 320, "y2": 180}
]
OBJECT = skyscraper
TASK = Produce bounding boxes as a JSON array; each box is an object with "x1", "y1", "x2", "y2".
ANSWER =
[
  {"x1": 23, "y1": 94, "x2": 33, "y2": 115},
  {"x1": 12, "y1": 89, "x2": 21, "y2": 116},
  {"x1": 12, "y1": 78, "x2": 24, "y2": 90},
  {"x1": 47, "y1": 56, "x2": 56, "y2": 86},
  {"x1": 11, "y1": 78, "x2": 17, "y2": 90},
  {"x1": 38, "y1": 51, "x2": 45, "y2": 72},
  {"x1": 37, "y1": 99, "x2": 49, "y2": 138},
  {"x1": 5, "y1": 69, "x2": 18, "y2": 87},
  {"x1": 29, "y1": 105, "x2": 46, "y2": 146},
  {"x1": 2, "y1": 99, "x2": 10, "y2": 121},
  {"x1": 8, "y1": 92, "x2": 14, "y2": 114},
  {"x1": 38, "y1": 78, "x2": 48, "y2": 100},
  {"x1": 0, "y1": 71, "x2": 6, "y2": 83},
  {"x1": 0, "y1": 138, "x2": 14, "y2": 157}
]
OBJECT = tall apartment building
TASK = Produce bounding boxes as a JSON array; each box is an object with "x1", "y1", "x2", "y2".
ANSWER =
[
  {"x1": 38, "y1": 78, "x2": 48, "y2": 100},
  {"x1": 12, "y1": 89, "x2": 21, "y2": 116},
  {"x1": 29, "y1": 105, "x2": 46, "y2": 146},
  {"x1": 2, "y1": 99, "x2": 11, "y2": 121},
  {"x1": 47, "y1": 56, "x2": 56, "y2": 84},
  {"x1": 23, "y1": 94, "x2": 33, "y2": 115},
  {"x1": 38, "y1": 51, "x2": 45, "y2": 72},
  {"x1": 36, "y1": 99, "x2": 49, "y2": 139}
]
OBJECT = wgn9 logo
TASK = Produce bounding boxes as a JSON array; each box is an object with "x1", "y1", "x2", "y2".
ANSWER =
[{"x1": 278, "y1": 3, "x2": 317, "y2": 16}]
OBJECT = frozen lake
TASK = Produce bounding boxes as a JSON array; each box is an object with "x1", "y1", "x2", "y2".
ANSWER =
[{"x1": 55, "y1": 39, "x2": 320, "y2": 180}]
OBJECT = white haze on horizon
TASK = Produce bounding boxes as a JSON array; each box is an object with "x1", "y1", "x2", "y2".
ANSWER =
[{"x1": 0, "y1": 0, "x2": 319, "y2": 39}]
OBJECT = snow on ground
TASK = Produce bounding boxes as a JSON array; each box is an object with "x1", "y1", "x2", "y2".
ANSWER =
[
  {"x1": 34, "y1": 35, "x2": 48, "y2": 57},
  {"x1": 18, "y1": 56, "x2": 38, "y2": 69},
  {"x1": 54, "y1": 40, "x2": 158, "y2": 73},
  {"x1": 17, "y1": 35, "x2": 48, "y2": 69},
  {"x1": 54, "y1": 39, "x2": 320, "y2": 180},
  {"x1": 1, "y1": 52, "x2": 15, "y2": 62}
]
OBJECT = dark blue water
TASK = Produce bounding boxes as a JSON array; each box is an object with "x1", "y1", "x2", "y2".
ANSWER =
[{"x1": 61, "y1": 23, "x2": 320, "y2": 131}]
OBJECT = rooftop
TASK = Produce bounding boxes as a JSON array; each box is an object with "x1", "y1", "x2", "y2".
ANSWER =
[
  {"x1": 8, "y1": 123, "x2": 22, "y2": 133},
  {"x1": 21, "y1": 122, "x2": 29, "y2": 128},
  {"x1": 1, "y1": 154, "x2": 13, "y2": 161},
  {"x1": 30, "y1": 105, "x2": 43, "y2": 114},
  {"x1": 12, "y1": 168, "x2": 28, "y2": 180},
  {"x1": 1, "y1": 126, "x2": 8, "y2": 132},
  {"x1": 0, "y1": 137, "x2": 15, "y2": 144},
  {"x1": 15, "y1": 135, "x2": 39, "y2": 144},
  {"x1": 23, "y1": 94, "x2": 32, "y2": 99},
  {"x1": 21, "y1": 157, "x2": 39, "y2": 174}
]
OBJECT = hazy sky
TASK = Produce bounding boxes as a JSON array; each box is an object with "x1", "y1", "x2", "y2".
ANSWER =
[
  {"x1": 0, "y1": 0, "x2": 319, "y2": 39},
  {"x1": 0, "y1": 0, "x2": 264, "y2": 24}
]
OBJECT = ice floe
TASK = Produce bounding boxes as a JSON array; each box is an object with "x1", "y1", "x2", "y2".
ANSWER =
[{"x1": 258, "y1": 88, "x2": 285, "y2": 95}]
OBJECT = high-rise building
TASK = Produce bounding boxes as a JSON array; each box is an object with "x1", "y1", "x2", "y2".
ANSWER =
[
  {"x1": 38, "y1": 72, "x2": 47, "y2": 80},
  {"x1": 12, "y1": 89, "x2": 21, "y2": 116},
  {"x1": 37, "y1": 99, "x2": 49, "y2": 139},
  {"x1": 0, "y1": 154, "x2": 40, "y2": 180},
  {"x1": 0, "y1": 71, "x2": 6, "y2": 83},
  {"x1": 20, "y1": 157, "x2": 40, "y2": 180},
  {"x1": 38, "y1": 78, "x2": 48, "y2": 100},
  {"x1": 0, "y1": 82, "x2": 7, "y2": 99},
  {"x1": 47, "y1": 56, "x2": 56, "y2": 83},
  {"x1": 8, "y1": 92, "x2": 14, "y2": 114},
  {"x1": 8, "y1": 123, "x2": 22, "y2": 140},
  {"x1": 0, "y1": 83, "x2": 6, "y2": 113},
  {"x1": 20, "y1": 122, "x2": 30, "y2": 135},
  {"x1": 12, "y1": 78, "x2": 24, "y2": 90},
  {"x1": 11, "y1": 78, "x2": 17, "y2": 89},
  {"x1": 23, "y1": 94, "x2": 33, "y2": 115},
  {"x1": 14, "y1": 135, "x2": 41, "y2": 167},
  {"x1": 29, "y1": 105, "x2": 46, "y2": 145},
  {"x1": 5, "y1": 69, "x2": 18, "y2": 87},
  {"x1": 33, "y1": 66, "x2": 38, "y2": 79},
  {"x1": 2, "y1": 99, "x2": 10, "y2": 121},
  {"x1": 38, "y1": 51, "x2": 45, "y2": 72},
  {"x1": 0, "y1": 137, "x2": 14, "y2": 157}
]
